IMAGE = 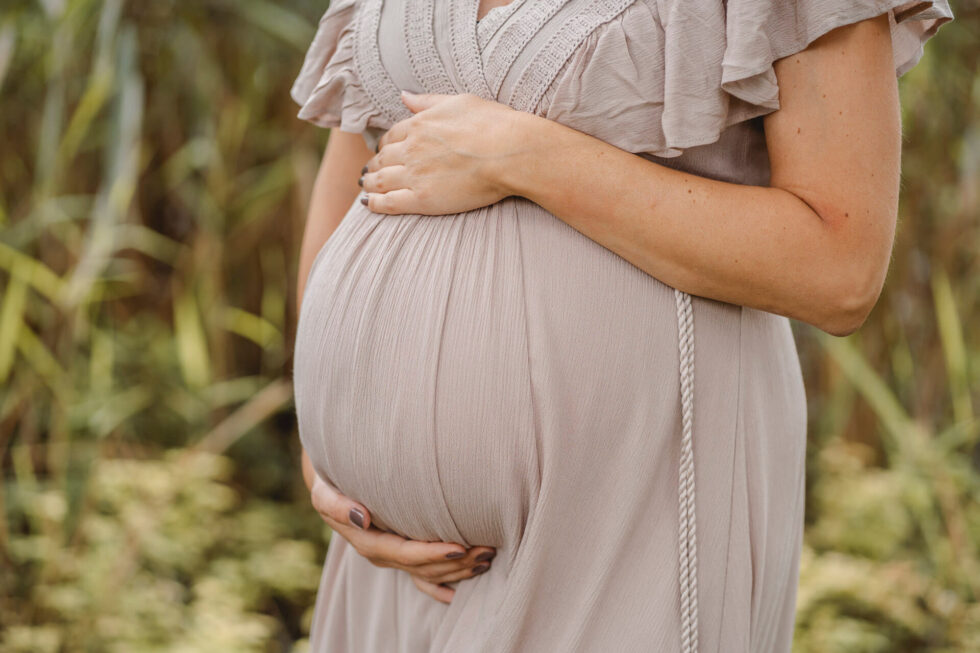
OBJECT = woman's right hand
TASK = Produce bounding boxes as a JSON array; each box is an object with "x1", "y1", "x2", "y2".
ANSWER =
[{"x1": 310, "y1": 474, "x2": 496, "y2": 604}]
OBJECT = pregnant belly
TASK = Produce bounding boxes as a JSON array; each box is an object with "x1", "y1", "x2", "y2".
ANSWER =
[{"x1": 293, "y1": 197, "x2": 679, "y2": 550}]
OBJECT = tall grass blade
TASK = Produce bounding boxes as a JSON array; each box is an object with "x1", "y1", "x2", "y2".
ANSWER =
[
  {"x1": 173, "y1": 287, "x2": 211, "y2": 388},
  {"x1": 0, "y1": 273, "x2": 27, "y2": 382},
  {"x1": 818, "y1": 332, "x2": 916, "y2": 454},
  {"x1": 931, "y1": 267, "x2": 974, "y2": 427},
  {"x1": 0, "y1": 19, "x2": 15, "y2": 93}
]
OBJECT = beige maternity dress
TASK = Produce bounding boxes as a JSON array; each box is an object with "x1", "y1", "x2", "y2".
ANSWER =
[{"x1": 290, "y1": 0, "x2": 953, "y2": 650}]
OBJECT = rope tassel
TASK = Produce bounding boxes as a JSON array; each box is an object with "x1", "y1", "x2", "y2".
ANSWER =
[{"x1": 674, "y1": 289, "x2": 699, "y2": 653}]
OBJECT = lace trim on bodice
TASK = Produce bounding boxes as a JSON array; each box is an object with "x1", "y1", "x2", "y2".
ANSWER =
[
  {"x1": 448, "y1": 0, "x2": 495, "y2": 96},
  {"x1": 507, "y1": 0, "x2": 636, "y2": 111},
  {"x1": 355, "y1": 0, "x2": 645, "y2": 119},
  {"x1": 477, "y1": 0, "x2": 527, "y2": 50},
  {"x1": 482, "y1": 0, "x2": 568, "y2": 98},
  {"x1": 354, "y1": 0, "x2": 411, "y2": 124},
  {"x1": 405, "y1": 0, "x2": 457, "y2": 94}
]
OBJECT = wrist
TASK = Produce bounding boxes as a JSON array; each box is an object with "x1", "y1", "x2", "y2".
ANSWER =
[{"x1": 490, "y1": 109, "x2": 551, "y2": 200}]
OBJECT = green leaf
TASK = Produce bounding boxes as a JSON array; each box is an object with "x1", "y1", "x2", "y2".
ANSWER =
[
  {"x1": 0, "y1": 272, "x2": 27, "y2": 382},
  {"x1": 173, "y1": 287, "x2": 211, "y2": 389}
]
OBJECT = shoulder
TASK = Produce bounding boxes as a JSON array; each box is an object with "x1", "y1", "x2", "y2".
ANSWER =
[{"x1": 534, "y1": 0, "x2": 953, "y2": 158}]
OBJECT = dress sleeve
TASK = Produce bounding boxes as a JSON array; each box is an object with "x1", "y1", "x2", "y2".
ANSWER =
[
  {"x1": 290, "y1": 0, "x2": 388, "y2": 147},
  {"x1": 537, "y1": 0, "x2": 954, "y2": 159},
  {"x1": 721, "y1": 0, "x2": 955, "y2": 111}
]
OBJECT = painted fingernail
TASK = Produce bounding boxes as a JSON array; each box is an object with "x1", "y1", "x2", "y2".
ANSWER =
[
  {"x1": 360, "y1": 195, "x2": 369, "y2": 206},
  {"x1": 349, "y1": 507, "x2": 365, "y2": 529},
  {"x1": 361, "y1": 164, "x2": 368, "y2": 174},
  {"x1": 357, "y1": 175, "x2": 364, "y2": 187},
  {"x1": 445, "y1": 551, "x2": 466, "y2": 560},
  {"x1": 472, "y1": 564, "x2": 490, "y2": 575},
  {"x1": 475, "y1": 551, "x2": 495, "y2": 563}
]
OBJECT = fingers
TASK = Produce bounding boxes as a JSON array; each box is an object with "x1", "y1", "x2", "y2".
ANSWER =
[
  {"x1": 365, "y1": 140, "x2": 409, "y2": 173},
  {"x1": 397, "y1": 539, "x2": 495, "y2": 567},
  {"x1": 400, "y1": 90, "x2": 457, "y2": 114},
  {"x1": 356, "y1": 529, "x2": 482, "y2": 568},
  {"x1": 343, "y1": 527, "x2": 498, "y2": 578},
  {"x1": 310, "y1": 484, "x2": 500, "y2": 580},
  {"x1": 398, "y1": 544, "x2": 495, "y2": 578},
  {"x1": 310, "y1": 477, "x2": 371, "y2": 531},
  {"x1": 377, "y1": 118, "x2": 412, "y2": 151},
  {"x1": 360, "y1": 164, "x2": 410, "y2": 196},
  {"x1": 361, "y1": 143, "x2": 416, "y2": 214},
  {"x1": 362, "y1": 188, "x2": 419, "y2": 215},
  {"x1": 410, "y1": 555, "x2": 493, "y2": 584},
  {"x1": 411, "y1": 576, "x2": 455, "y2": 604},
  {"x1": 430, "y1": 562, "x2": 491, "y2": 584}
]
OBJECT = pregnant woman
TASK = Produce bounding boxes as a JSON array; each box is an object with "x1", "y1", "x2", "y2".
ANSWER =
[{"x1": 291, "y1": 0, "x2": 952, "y2": 650}]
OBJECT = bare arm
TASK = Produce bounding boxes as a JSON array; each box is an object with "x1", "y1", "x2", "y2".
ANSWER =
[
  {"x1": 364, "y1": 14, "x2": 901, "y2": 336},
  {"x1": 494, "y1": 15, "x2": 900, "y2": 336},
  {"x1": 296, "y1": 131, "x2": 373, "y2": 320}
]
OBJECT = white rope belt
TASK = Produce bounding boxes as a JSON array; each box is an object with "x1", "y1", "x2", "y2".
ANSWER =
[{"x1": 674, "y1": 289, "x2": 699, "y2": 653}]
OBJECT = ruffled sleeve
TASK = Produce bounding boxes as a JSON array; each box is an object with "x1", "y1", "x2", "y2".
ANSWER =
[
  {"x1": 538, "y1": 0, "x2": 954, "y2": 159},
  {"x1": 721, "y1": 0, "x2": 954, "y2": 110},
  {"x1": 290, "y1": 0, "x2": 388, "y2": 147}
]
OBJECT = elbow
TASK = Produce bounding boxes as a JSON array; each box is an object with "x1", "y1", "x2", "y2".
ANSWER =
[
  {"x1": 807, "y1": 208, "x2": 895, "y2": 337},
  {"x1": 812, "y1": 265, "x2": 886, "y2": 337},
  {"x1": 783, "y1": 188, "x2": 897, "y2": 336},
  {"x1": 817, "y1": 303, "x2": 872, "y2": 338}
]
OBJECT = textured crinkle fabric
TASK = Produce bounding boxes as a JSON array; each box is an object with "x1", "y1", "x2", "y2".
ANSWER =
[
  {"x1": 540, "y1": 0, "x2": 953, "y2": 157},
  {"x1": 292, "y1": 0, "x2": 952, "y2": 158},
  {"x1": 719, "y1": 0, "x2": 954, "y2": 109}
]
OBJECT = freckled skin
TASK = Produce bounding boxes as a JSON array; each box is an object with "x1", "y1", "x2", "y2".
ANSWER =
[{"x1": 485, "y1": 14, "x2": 901, "y2": 335}]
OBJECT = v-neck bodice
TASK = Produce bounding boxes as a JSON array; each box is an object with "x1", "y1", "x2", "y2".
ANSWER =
[
  {"x1": 476, "y1": 0, "x2": 524, "y2": 46},
  {"x1": 476, "y1": 0, "x2": 514, "y2": 23},
  {"x1": 366, "y1": 0, "x2": 641, "y2": 121},
  {"x1": 294, "y1": 0, "x2": 953, "y2": 169}
]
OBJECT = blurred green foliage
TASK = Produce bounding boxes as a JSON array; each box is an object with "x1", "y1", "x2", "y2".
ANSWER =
[
  {"x1": 1, "y1": 0, "x2": 329, "y2": 649},
  {"x1": 4, "y1": 450, "x2": 325, "y2": 652},
  {"x1": 788, "y1": 3, "x2": 980, "y2": 649},
  {"x1": 0, "y1": 0, "x2": 977, "y2": 651}
]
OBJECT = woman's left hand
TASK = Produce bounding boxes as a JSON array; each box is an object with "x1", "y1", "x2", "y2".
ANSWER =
[{"x1": 359, "y1": 92, "x2": 524, "y2": 215}]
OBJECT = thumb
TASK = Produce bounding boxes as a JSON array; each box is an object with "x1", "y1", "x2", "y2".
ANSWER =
[
  {"x1": 400, "y1": 90, "x2": 449, "y2": 113},
  {"x1": 312, "y1": 476, "x2": 371, "y2": 531}
]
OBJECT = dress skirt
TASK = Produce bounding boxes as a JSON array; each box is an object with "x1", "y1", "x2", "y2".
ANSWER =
[{"x1": 293, "y1": 194, "x2": 808, "y2": 652}]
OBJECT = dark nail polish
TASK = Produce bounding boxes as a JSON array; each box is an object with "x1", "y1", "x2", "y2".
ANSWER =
[
  {"x1": 361, "y1": 164, "x2": 368, "y2": 174},
  {"x1": 475, "y1": 551, "x2": 495, "y2": 563},
  {"x1": 472, "y1": 564, "x2": 490, "y2": 575},
  {"x1": 446, "y1": 551, "x2": 465, "y2": 560},
  {"x1": 357, "y1": 175, "x2": 364, "y2": 187},
  {"x1": 360, "y1": 195, "x2": 369, "y2": 206},
  {"x1": 349, "y1": 507, "x2": 365, "y2": 529}
]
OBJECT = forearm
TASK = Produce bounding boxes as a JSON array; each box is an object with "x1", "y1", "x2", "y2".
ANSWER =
[
  {"x1": 496, "y1": 112, "x2": 887, "y2": 335},
  {"x1": 296, "y1": 131, "x2": 373, "y2": 308}
]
